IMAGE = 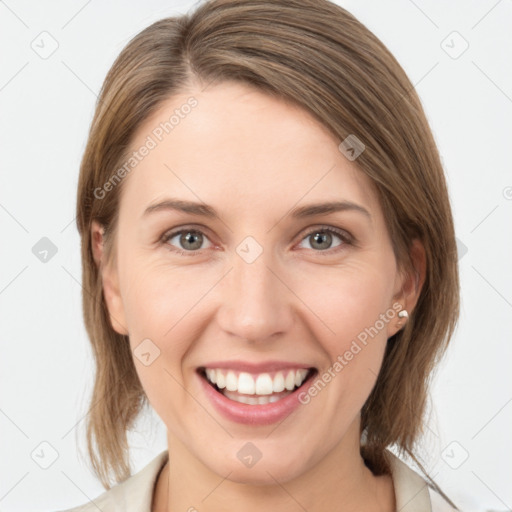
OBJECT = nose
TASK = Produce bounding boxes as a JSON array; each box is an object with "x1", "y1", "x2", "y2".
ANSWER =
[{"x1": 216, "y1": 246, "x2": 295, "y2": 343}]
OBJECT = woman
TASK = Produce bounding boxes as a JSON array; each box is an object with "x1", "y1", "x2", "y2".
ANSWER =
[{"x1": 61, "y1": 0, "x2": 460, "y2": 510}]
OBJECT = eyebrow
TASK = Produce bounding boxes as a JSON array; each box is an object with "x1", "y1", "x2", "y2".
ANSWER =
[{"x1": 142, "y1": 198, "x2": 371, "y2": 221}]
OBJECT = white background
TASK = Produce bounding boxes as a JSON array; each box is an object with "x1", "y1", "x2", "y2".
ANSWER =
[{"x1": 0, "y1": 1, "x2": 511, "y2": 511}]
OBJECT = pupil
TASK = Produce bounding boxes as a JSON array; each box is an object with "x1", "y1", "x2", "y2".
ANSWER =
[
  {"x1": 182, "y1": 231, "x2": 202, "y2": 250},
  {"x1": 312, "y1": 232, "x2": 331, "y2": 250}
]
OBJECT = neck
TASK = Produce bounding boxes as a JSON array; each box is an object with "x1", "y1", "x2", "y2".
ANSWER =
[{"x1": 152, "y1": 421, "x2": 395, "y2": 512}]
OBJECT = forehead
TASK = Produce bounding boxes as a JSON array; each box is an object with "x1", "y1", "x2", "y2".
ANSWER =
[{"x1": 120, "y1": 81, "x2": 379, "y2": 220}]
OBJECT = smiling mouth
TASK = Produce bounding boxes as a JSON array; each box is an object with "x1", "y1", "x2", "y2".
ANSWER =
[{"x1": 198, "y1": 367, "x2": 317, "y2": 405}]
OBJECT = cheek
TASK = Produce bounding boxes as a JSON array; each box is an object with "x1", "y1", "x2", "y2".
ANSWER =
[
  {"x1": 291, "y1": 260, "x2": 393, "y2": 410},
  {"x1": 119, "y1": 256, "x2": 218, "y2": 410},
  {"x1": 291, "y1": 258, "x2": 395, "y2": 346},
  {"x1": 116, "y1": 246, "x2": 395, "y2": 449},
  {"x1": 120, "y1": 249, "x2": 395, "y2": 362},
  {"x1": 120, "y1": 252, "x2": 206, "y2": 338},
  {"x1": 119, "y1": 261, "x2": 208, "y2": 420}
]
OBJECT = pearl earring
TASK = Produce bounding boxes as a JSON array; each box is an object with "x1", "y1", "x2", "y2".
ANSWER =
[{"x1": 397, "y1": 308, "x2": 408, "y2": 330}]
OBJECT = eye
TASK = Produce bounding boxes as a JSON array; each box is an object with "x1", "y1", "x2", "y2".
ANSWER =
[
  {"x1": 160, "y1": 225, "x2": 353, "y2": 257},
  {"x1": 297, "y1": 226, "x2": 352, "y2": 253},
  {"x1": 161, "y1": 227, "x2": 213, "y2": 256}
]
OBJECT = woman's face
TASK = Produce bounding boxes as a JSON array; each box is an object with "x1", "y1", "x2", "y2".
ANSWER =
[{"x1": 96, "y1": 81, "x2": 421, "y2": 484}]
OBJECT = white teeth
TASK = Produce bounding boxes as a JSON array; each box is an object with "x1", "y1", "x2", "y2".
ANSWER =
[
  {"x1": 255, "y1": 374, "x2": 273, "y2": 395},
  {"x1": 225, "y1": 371, "x2": 238, "y2": 391},
  {"x1": 204, "y1": 367, "x2": 310, "y2": 396},
  {"x1": 216, "y1": 371, "x2": 226, "y2": 389},
  {"x1": 272, "y1": 372, "x2": 285, "y2": 392},
  {"x1": 295, "y1": 369, "x2": 308, "y2": 387},
  {"x1": 238, "y1": 372, "x2": 255, "y2": 394},
  {"x1": 285, "y1": 371, "x2": 296, "y2": 391},
  {"x1": 205, "y1": 368, "x2": 216, "y2": 384},
  {"x1": 224, "y1": 389, "x2": 293, "y2": 405}
]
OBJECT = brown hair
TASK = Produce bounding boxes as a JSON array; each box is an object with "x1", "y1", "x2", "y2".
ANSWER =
[{"x1": 76, "y1": 0, "x2": 459, "y2": 499}]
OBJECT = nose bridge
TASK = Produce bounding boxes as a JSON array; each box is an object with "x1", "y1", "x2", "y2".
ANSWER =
[{"x1": 217, "y1": 239, "x2": 294, "y2": 342}]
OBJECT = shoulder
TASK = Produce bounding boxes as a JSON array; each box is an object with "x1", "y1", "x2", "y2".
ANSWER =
[
  {"x1": 55, "y1": 450, "x2": 169, "y2": 512},
  {"x1": 385, "y1": 450, "x2": 458, "y2": 512}
]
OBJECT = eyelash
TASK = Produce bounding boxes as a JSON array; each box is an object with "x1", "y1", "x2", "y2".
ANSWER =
[{"x1": 160, "y1": 225, "x2": 354, "y2": 257}]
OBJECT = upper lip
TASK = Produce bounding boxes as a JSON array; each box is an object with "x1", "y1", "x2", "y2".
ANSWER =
[{"x1": 198, "y1": 360, "x2": 316, "y2": 373}]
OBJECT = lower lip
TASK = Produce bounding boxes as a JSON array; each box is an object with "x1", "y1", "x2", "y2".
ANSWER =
[{"x1": 198, "y1": 371, "x2": 314, "y2": 426}]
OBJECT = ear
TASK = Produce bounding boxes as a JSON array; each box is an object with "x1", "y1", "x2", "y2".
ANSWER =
[
  {"x1": 388, "y1": 238, "x2": 426, "y2": 337},
  {"x1": 91, "y1": 220, "x2": 129, "y2": 336}
]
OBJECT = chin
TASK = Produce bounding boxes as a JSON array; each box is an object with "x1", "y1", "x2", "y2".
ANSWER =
[
  {"x1": 218, "y1": 459, "x2": 309, "y2": 486},
  {"x1": 198, "y1": 441, "x2": 318, "y2": 486}
]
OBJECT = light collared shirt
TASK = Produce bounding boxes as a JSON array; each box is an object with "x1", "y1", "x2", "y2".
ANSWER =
[{"x1": 58, "y1": 449, "x2": 456, "y2": 511}]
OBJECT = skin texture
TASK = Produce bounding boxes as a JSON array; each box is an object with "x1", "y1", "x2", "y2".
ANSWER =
[{"x1": 91, "y1": 81, "x2": 425, "y2": 512}]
